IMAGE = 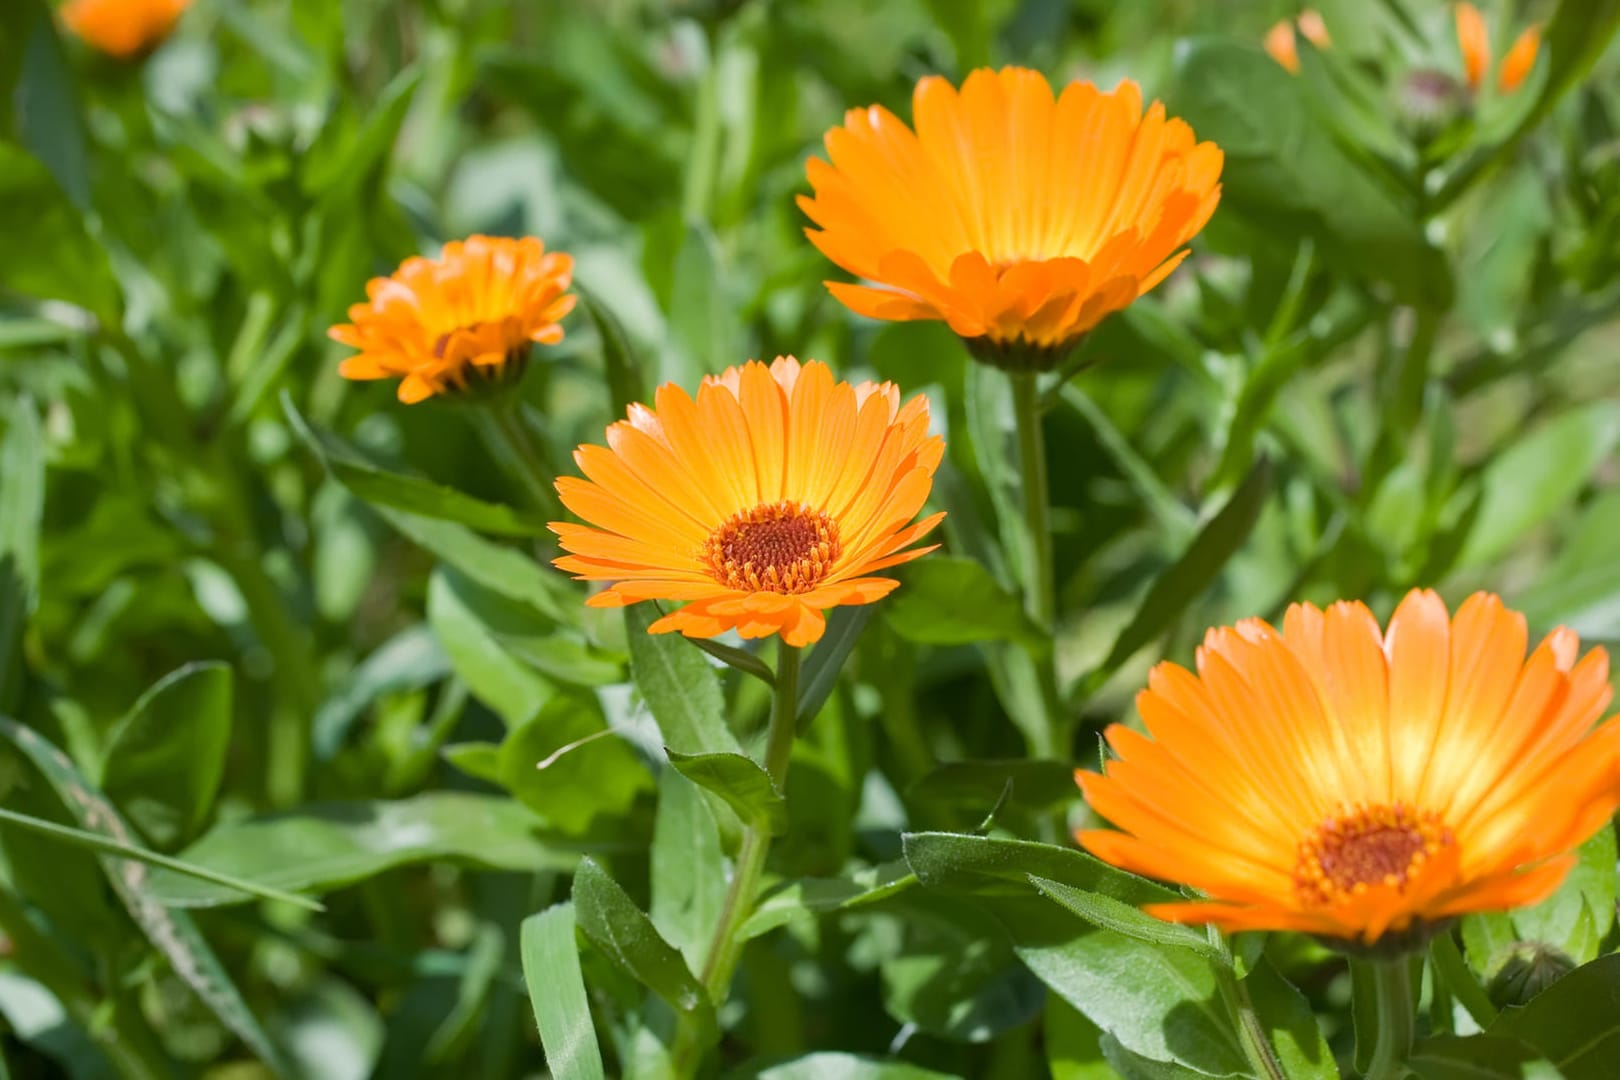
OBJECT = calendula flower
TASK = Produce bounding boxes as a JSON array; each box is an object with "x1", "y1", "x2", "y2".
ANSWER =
[
  {"x1": 1078, "y1": 590, "x2": 1620, "y2": 948},
  {"x1": 329, "y1": 235, "x2": 575, "y2": 404},
  {"x1": 801, "y1": 67, "x2": 1222, "y2": 371},
  {"x1": 552, "y1": 357, "x2": 944, "y2": 647},
  {"x1": 1264, "y1": 10, "x2": 1331, "y2": 73},
  {"x1": 61, "y1": 0, "x2": 188, "y2": 59},
  {"x1": 1455, "y1": 3, "x2": 1541, "y2": 93}
]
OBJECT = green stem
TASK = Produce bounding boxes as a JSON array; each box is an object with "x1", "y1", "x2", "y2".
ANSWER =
[
  {"x1": 1008, "y1": 371, "x2": 1055, "y2": 631},
  {"x1": 477, "y1": 400, "x2": 566, "y2": 522},
  {"x1": 1212, "y1": 932, "x2": 1287, "y2": 1080},
  {"x1": 671, "y1": 646, "x2": 801, "y2": 1077},
  {"x1": 1363, "y1": 958, "x2": 1417, "y2": 1080}
]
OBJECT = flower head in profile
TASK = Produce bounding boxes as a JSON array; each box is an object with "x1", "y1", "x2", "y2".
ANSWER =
[
  {"x1": 1078, "y1": 590, "x2": 1620, "y2": 948},
  {"x1": 552, "y1": 357, "x2": 944, "y2": 647},
  {"x1": 801, "y1": 67, "x2": 1222, "y2": 372},
  {"x1": 61, "y1": 0, "x2": 188, "y2": 59},
  {"x1": 1264, "y1": 10, "x2": 1331, "y2": 73},
  {"x1": 329, "y1": 235, "x2": 575, "y2": 404},
  {"x1": 1454, "y1": 3, "x2": 1541, "y2": 94}
]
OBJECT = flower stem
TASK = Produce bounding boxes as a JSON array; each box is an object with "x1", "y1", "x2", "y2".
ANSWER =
[
  {"x1": 671, "y1": 645, "x2": 801, "y2": 1077},
  {"x1": 1211, "y1": 932, "x2": 1287, "y2": 1080},
  {"x1": 1007, "y1": 370, "x2": 1065, "y2": 764},
  {"x1": 476, "y1": 399, "x2": 566, "y2": 522},
  {"x1": 1363, "y1": 958, "x2": 1417, "y2": 1080}
]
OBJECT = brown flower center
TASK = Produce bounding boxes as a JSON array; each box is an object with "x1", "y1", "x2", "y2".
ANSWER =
[
  {"x1": 702, "y1": 501, "x2": 841, "y2": 594},
  {"x1": 1294, "y1": 803, "x2": 1453, "y2": 906}
]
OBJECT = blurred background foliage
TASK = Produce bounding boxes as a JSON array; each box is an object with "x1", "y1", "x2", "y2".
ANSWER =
[{"x1": 2, "y1": 0, "x2": 1620, "y2": 1076}]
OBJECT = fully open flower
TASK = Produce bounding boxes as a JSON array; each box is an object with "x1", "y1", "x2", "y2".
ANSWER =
[
  {"x1": 1078, "y1": 590, "x2": 1620, "y2": 947},
  {"x1": 552, "y1": 357, "x2": 943, "y2": 647},
  {"x1": 61, "y1": 0, "x2": 188, "y2": 59},
  {"x1": 329, "y1": 235, "x2": 574, "y2": 404},
  {"x1": 800, "y1": 67, "x2": 1222, "y2": 370},
  {"x1": 1455, "y1": 3, "x2": 1541, "y2": 93},
  {"x1": 1264, "y1": 10, "x2": 1331, "y2": 73}
]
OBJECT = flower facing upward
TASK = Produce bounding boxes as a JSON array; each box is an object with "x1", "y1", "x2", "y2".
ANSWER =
[
  {"x1": 61, "y1": 0, "x2": 189, "y2": 59},
  {"x1": 1264, "y1": 10, "x2": 1332, "y2": 74},
  {"x1": 1455, "y1": 3, "x2": 1541, "y2": 93},
  {"x1": 1078, "y1": 591, "x2": 1620, "y2": 947},
  {"x1": 329, "y1": 236, "x2": 575, "y2": 404},
  {"x1": 552, "y1": 357, "x2": 944, "y2": 647},
  {"x1": 800, "y1": 67, "x2": 1222, "y2": 370}
]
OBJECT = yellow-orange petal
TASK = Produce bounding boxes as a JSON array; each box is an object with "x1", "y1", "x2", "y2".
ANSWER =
[
  {"x1": 1455, "y1": 2, "x2": 1491, "y2": 90},
  {"x1": 1498, "y1": 25, "x2": 1540, "y2": 92},
  {"x1": 61, "y1": 0, "x2": 188, "y2": 59}
]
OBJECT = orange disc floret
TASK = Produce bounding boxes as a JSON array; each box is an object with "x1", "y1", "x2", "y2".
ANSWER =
[
  {"x1": 328, "y1": 235, "x2": 575, "y2": 404},
  {"x1": 551, "y1": 357, "x2": 945, "y2": 648},
  {"x1": 1077, "y1": 590, "x2": 1620, "y2": 946},
  {"x1": 800, "y1": 67, "x2": 1222, "y2": 368},
  {"x1": 61, "y1": 0, "x2": 188, "y2": 59}
]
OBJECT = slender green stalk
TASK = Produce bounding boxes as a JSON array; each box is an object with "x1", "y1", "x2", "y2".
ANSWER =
[
  {"x1": 476, "y1": 400, "x2": 566, "y2": 522},
  {"x1": 672, "y1": 646, "x2": 801, "y2": 1077},
  {"x1": 1363, "y1": 958, "x2": 1417, "y2": 1080},
  {"x1": 1211, "y1": 931, "x2": 1286, "y2": 1080},
  {"x1": 1008, "y1": 371, "x2": 1055, "y2": 631}
]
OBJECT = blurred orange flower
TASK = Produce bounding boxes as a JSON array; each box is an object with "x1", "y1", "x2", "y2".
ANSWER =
[
  {"x1": 801, "y1": 67, "x2": 1222, "y2": 370},
  {"x1": 553, "y1": 358, "x2": 944, "y2": 648},
  {"x1": 1455, "y1": 3, "x2": 1541, "y2": 93},
  {"x1": 1078, "y1": 590, "x2": 1620, "y2": 946},
  {"x1": 61, "y1": 0, "x2": 189, "y2": 59},
  {"x1": 1264, "y1": 9, "x2": 1331, "y2": 74},
  {"x1": 329, "y1": 236, "x2": 575, "y2": 405}
]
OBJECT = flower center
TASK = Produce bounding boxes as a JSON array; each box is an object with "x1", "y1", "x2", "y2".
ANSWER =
[
  {"x1": 1294, "y1": 803, "x2": 1453, "y2": 906},
  {"x1": 701, "y1": 501, "x2": 841, "y2": 594}
]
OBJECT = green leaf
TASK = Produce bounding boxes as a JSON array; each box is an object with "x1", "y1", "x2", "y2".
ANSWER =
[
  {"x1": 1078, "y1": 458, "x2": 1272, "y2": 697},
  {"x1": 145, "y1": 793, "x2": 564, "y2": 907},
  {"x1": 729, "y1": 1053, "x2": 960, "y2": 1079},
  {"x1": 798, "y1": 606, "x2": 874, "y2": 729},
  {"x1": 740, "y1": 860, "x2": 916, "y2": 942},
  {"x1": 625, "y1": 602, "x2": 742, "y2": 755},
  {"x1": 313, "y1": 624, "x2": 451, "y2": 760},
  {"x1": 1457, "y1": 404, "x2": 1620, "y2": 569},
  {"x1": 1488, "y1": 953, "x2": 1620, "y2": 1079},
  {"x1": 0, "y1": 145, "x2": 118, "y2": 322},
  {"x1": 1027, "y1": 876, "x2": 1221, "y2": 962},
  {"x1": 1045, "y1": 995, "x2": 1119, "y2": 1080},
  {"x1": 650, "y1": 769, "x2": 726, "y2": 966},
  {"x1": 497, "y1": 693, "x2": 652, "y2": 835},
  {"x1": 580, "y1": 285, "x2": 646, "y2": 415},
  {"x1": 885, "y1": 557, "x2": 1044, "y2": 649},
  {"x1": 1410, "y1": 1035, "x2": 1565, "y2": 1080},
  {"x1": 428, "y1": 567, "x2": 551, "y2": 727},
  {"x1": 902, "y1": 832, "x2": 1175, "y2": 904},
  {"x1": 521, "y1": 904, "x2": 607, "y2": 1080},
  {"x1": 101, "y1": 662, "x2": 232, "y2": 851},
  {"x1": 285, "y1": 395, "x2": 556, "y2": 537},
  {"x1": 301, "y1": 67, "x2": 423, "y2": 198},
  {"x1": 9, "y1": 0, "x2": 89, "y2": 209},
  {"x1": 1511, "y1": 827, "x2": 1616, "y2": 964},
  {"x1": 963, "y1": 362, "x2": 1027, "y2": 591},
  {"x1": 909, "y1": 760, "x2": 1080, "y2": 812},
  {"x1": 572, "y1": 857, "x2": 713, "y2": 1019},
  {"x1": 665, "y1": 749, "x2": 788, "y2": 835},
  {"x1": 0, "y1": 718, "x2": 294, "y2": 1076},
  {"x1": 665, "y1": 223, "x2": 735, "y2": 388},
  {"x1": 0, "y1": 397, "x2": 43, "y2": 711},
  {"x1": 1245, "y1": 959, "x2": 1338, "y2": 1080}
]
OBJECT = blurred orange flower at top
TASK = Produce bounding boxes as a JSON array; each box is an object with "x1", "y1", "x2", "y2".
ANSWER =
[
  {"x1": 1455, "y1": 3, "x2": 1541, "y2": 93},
  {"x1": 1264, "y1": 9, "x2": 1331, "y2": 74},
  {"x1": 329, "y1": 236, "x2": 575, "y2": 405},
  {"x1": 1078, "y1": 590, "x2": 1620, "y2": 947},
  {"x1": 800, "y1": 67, "x2": 1222, "y2": 371},
  {"x1": 552, "y1": 357, "x2": 945, "y2": 648},
  {"x1": 61, "y1": 0, "x2": 189, "y2": 59}
]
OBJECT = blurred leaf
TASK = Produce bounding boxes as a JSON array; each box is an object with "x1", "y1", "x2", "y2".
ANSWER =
[
  {"x1": 101, "y1": 662, "x2": 232, "y2": 851},
  {"x1": 1488, "y1": 953, "x2": 1620, "y2": 1079},
  {"x1": 1045, "y1": 995, "x2": 1117, "y2": 1080},
  {"x1": 798, "y1": 606, "x2": 874, "y2": 729},
  {"x1": 908, "y1": 760, "x2": 1078, "y2": 812},
  {"x1": 522, "y1": 904, "x2": 607, "y2": 1080},
  {"x1": 146, "y1": 793, "x2": 562, "y2": 907},
  {"x1": 1511, "y1": 827, "x2": 1617, "y2": 965},
  {"x1": 0, "y1": 718, "x2": 294, "y2": 1076},
  {"x1": 497, "y1": 692, "x2": 652, "y2": 835},
  {"x1": 666, "y1": 749, "x2": 788, "y2": 835},
  {"x1": 964, "y1": 362, "x2": 1026, "y2": 592},
  {"x1": 0, "y1": 398, "x2": 42, "y2": 710},
  {"x1": 1410, "y1": 1035, "x2": 1565, "y2": 1079},
  {"x1": 286, "y1": 395, "x2": 556, "y2": 537},
  {"x1": 885, "y1": 557, "x2": 1044, "y2": 649},
  {"x1": 581, "y1": 286, "x2": 646, "y2": 414},
  {"x1": 1245, "y1": 959, "x2": 1337, "y2": 1080},
  {"x1": 1027, "y1": 876, "x2": 1220, "y2": 962},
  {"x1": 428, "y1": 567, "x2": 550, "y2": 727},
  {"x1": 1516, "y1": 489, "x2": 1620, "y2": 638},
  {"x1": 666, "y1": 222, "x2": 736, "y2": 388},
  {"x1": 572, "y1": 857, "x2": 714, "y2": 1020},
  {"x1": 650, "y1": 769, "x2": 726, "y2": 966},
  {"x1": 729, "y1": 1053, "x2": 959, "y2": 1079},
  {"x1": 921, "y1": 0, "x2": 1016, "y2": 70},
  {"x1": 313, "y1": 625, "x2": 451, "y2": 760},
  {"x1": 302, "y1": 67, "x2": 422, "y2": 199},
  {"x1": 0, "y1": 144, "x2": 118, "y2": 322},
  {"x1": 626, "y1": 602, "x2": 742, "y2": 755},
  {"x1": 8, "y1": 0, "x2": 89, "y2": 208},
  {"x1": 1168, "y1": 39, "x2": 1449, "y2": 307},
  {"x1": 269, "y1": 979, "x2": 384, "y2": 1080}
]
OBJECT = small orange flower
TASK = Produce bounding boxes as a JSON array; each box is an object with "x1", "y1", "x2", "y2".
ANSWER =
[
  {"x1": 1455, "y1": 3, "x2": 1540, "y2": 93},
  {"x1": 1078, "y1": 590, "x2": 1620, "y2": 946},
  {"x1": 1497, "y1": 25, "x2": 1541, "y2": 93},
  {"x1": 801, "y1": 67, "x2": 1222, "y2": 370},
  {"x1": 552, "y1": 358, "x2": 944, "y2": 648},
  {"x1": 61, "y1": 0, "x2": 188, "y2": 59},
  {"x1": 329, "y1": 236, "x2": 575, "y2": 404},
  {"x1": 1264, "y1": 10, "x2": 1331, "y2": 73}
]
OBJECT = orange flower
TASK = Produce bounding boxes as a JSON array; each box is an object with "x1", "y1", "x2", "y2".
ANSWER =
[
  {"x1": 61, "y1": 0, "x2": 188, "y2": 59},
  {"x1": 1264, "y1": 10, "x2": 1331, "y2": 73},
  {"x1": 1497, "y1": 25, "x2": 1541, "y2": 93},
  {"x1": 1078, "y1": 591, "x2": 1620, "y2": 946},
  {"x1": 1455, "y1": 3, "x2": 1540, "y2": 93},
  {"x1": 552, "y1": 357, "x2": 944, "y2": 648},
  {"x1": 800, "y1": 68, "x2": 1222, "y2": 370},
  {"x1": 329, "y1": 236, "x2": 575, "y2": 404}
]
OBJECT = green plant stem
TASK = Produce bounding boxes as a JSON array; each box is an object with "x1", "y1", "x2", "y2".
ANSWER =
[
  {"x1": 672, "y1": 645, "x2": 801, "y2": 1077},
  {"x1": 477, "y1": 400, "x2": 566, "y2": 522},
  {"x1": 1363, "y1": 958, "x2": 1417, "y2": 1080},
  {"x1": 1007, "y1": 371, "x2": 1064, "y2": 763},
  {"x1": 1211, "y1": 932, "x2": 1286, "y2": 1080}
]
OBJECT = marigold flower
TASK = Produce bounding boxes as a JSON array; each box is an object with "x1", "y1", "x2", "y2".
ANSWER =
[
  {"x1": 800, "y1": 67, "x2": 1222, "y2": 371},
  {"x1": 329, "y1": 236, "x2": 575, "y2": 405},
  {"x1": 1078, "y1": 590, "x2": 1620, "y2": 947},
  {"x1": 552, "y1": 357, "x2": 944, "y2": 647},
  {"x1": 61, "y1": 0, "x2": 188, "y2": 59},
  {"x1": 1264, "y1": 10, "x2": 1331, "y2": 73},
  {"x1": 1455, "y1": 3, "x2": 1540, "y2": 93}
]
